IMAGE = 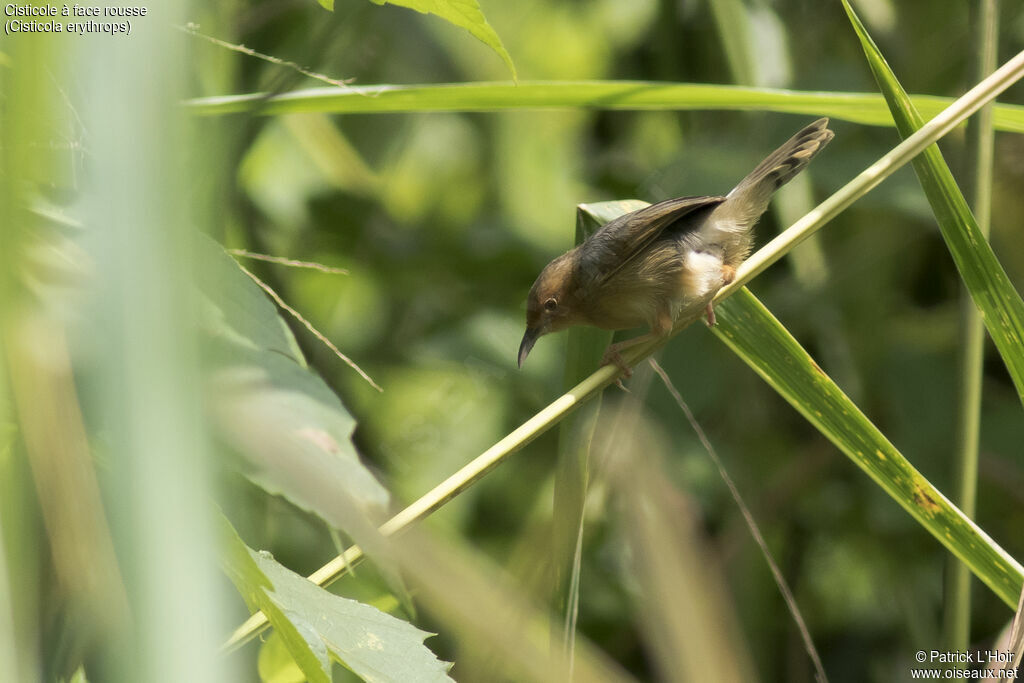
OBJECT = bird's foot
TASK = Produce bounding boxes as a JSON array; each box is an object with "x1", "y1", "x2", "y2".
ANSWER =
[
  {"x1": 705, "y1": 264, "x2": 735, "y2": 326},
  {"x1": 600, "y1": 347, "x2": 633, "y2": 379},
  {"x1": 704, "y1": 301, "x2": 717, "y2": 327}
]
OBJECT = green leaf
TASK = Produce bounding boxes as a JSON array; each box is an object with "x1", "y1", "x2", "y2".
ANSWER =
[
  {"x1": 372, "y1": 0, "x2": 515, "y2": 79},
  {"x1": 842, "y1": 0, "x2": 1024, "y2": 407},
  {"x1": 714, "y1": 289, "x2": 1024, "y2": 608},
  {"x1": 258, "y1": 631, "x2": 306, "y2": 683},
  {"x1": 221, "y1": 517, "x2": 454, "y2": 683},
  {"x1": 196, "y1": 237, "x2": 390, "y2": 528},
  {"x1": 197, "y1": 235, "x2": 305, "y2": 364},
  {"x1": 185, "y1": 81, "x2": 1024, "y2": 133}
]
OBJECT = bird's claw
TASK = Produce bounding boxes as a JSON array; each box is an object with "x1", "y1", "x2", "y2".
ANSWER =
[
  {"x1": 600, "y1": 348, "x2": 633, "y2": 379},
  {"x1": 704, "y1": 301, "x2": 717, "y2": 327}
]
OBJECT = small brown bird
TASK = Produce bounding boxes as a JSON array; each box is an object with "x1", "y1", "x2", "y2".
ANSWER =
[{"x1": 518, "y1": 118, "x2": 833, "y2": 373}]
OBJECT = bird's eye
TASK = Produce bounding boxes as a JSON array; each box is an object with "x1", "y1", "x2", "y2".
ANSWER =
[{"x1": 544, "y1": 298, "x2": 558, "y2": 311}]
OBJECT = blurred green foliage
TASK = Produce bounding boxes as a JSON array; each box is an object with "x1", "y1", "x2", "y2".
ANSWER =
[
  {"x1": 195, "y1": 0, "x2": 1024, "y2": 680},
  {"x1": 4, "y1": 0, "x2": 1018, "y2": 681}
]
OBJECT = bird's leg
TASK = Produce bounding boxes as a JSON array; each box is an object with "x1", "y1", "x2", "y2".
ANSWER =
[
  {"x1": 601, "y1": 335, "x2": 650, "y2": 379},
  {"x1": 704, "y1": 302, "x2": 717, "y2": 327},
  {"x1": 601, "y1": 309, "x2": 673, "y2": 379},
  {"x1": 704, "y1": 264, "x2": 737, "y2": 327}
]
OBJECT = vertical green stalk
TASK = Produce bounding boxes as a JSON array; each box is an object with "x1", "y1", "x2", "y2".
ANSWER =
[
  {"x1": 80, "y1": 3, "x2": 237, "y2": 681},
  {"x1": 707, "y1": 0, "x2": 755, "y2": 86},
  {"x1": 944, "y1": 0, "x2": 999, "y2": 655},
  {"x1": 549, "y1": 207, "x2": 614, "y2": 665},
  {"x1": 0, "y1": 28, "x2": 59, "y2": 683}
]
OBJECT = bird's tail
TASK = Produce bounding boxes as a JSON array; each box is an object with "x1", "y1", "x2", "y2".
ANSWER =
[{"x1": 723, "y1": 118, "x2": 834, "y2": 227}]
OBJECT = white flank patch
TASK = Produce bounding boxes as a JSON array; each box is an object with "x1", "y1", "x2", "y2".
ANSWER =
[{"x1": 683, "y1": 250, "x2": 725, "y2": 298}]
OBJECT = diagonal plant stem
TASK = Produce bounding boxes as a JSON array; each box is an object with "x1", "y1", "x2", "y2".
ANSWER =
[
  {"x1": 228, "y1": 249, "x2": 350, "y2": 274},
  {"x1": 221, "y1": 48, "x2": 1024, "y2": 654},
  {"x1": 236, "y1": 263, "x2": 382, "y2": 392},
  {"x1": 177, "y1": 23, "x2": 355, "y2": 88}
]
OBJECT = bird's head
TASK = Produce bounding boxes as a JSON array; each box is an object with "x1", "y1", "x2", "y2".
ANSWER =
[{"x1": 518, "y1": 251, "x2": 588, "y2": 368}]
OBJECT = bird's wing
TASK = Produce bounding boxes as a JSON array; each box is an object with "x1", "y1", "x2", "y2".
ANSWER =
[{"x1": 580, "y1": 195, "x2": 726, "y2": 289}]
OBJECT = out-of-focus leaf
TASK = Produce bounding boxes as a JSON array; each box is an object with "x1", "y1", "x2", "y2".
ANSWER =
[
  {"x1": 367, "y1": 0, "x2": 515, "y2": 78},
  {"x1": 196, "y1": 236, "x2": 304, "y2": 364},
  {"x1": 185, "y1": 82, "x2": 1024, "y2": 133},
  {"x1": 210, "y1": 350, "x2": 389, "y2": 522},
  {"x1": 196, "y1": 237, "x2": 390, "y2": 526},
  {"x1": 842, "y1": 0, "x2": 1024, "y2": 407},
  {"x1": 222, "y1": 518, "x2": 453, "y2": 683}
]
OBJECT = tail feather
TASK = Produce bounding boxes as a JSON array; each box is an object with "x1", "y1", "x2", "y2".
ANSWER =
[{"x1": 724, "y1": 117, "x2": 834, "y2": 224}]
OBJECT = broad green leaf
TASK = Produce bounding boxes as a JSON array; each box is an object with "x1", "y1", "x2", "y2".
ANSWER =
[
  {"x1": 582, "y1": 199, "x2": 1024, "y2": 608},
  {"x1": 221, "y1": 518, "x2": 453, "y2": 683},
  {"x1": 196, "y1": 235, "x2": 304, "y2": 364},
  {"x1": 185, "y1": 81, "x2": 1024, "y2": 133},
  {"x1": 196, "y1": 237, "x2": 390, "y2": 528},
  {"x1": 842, "y1": 0, "x2": 1024, "y2": 407},
  {"x1": 369, "y1": 0, "x2": 515, "y2": 79},
  {"x1": 210, "y1": 350, "x2": 389, "y2": 521}
]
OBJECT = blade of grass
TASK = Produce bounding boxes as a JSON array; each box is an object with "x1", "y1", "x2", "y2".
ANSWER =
[
  {"x1": 711, "y1": 289, "x2": 1024, "y2": 608},
  {"x1": 183, "y1": 81, "x2": 1024, "y2": 134},
  {"x1": 945, "y1": 0, "x2": 1000, "y2": 656},
  {"x1": 842, "y1": 1, "x2": 1024, "y2": 407}
]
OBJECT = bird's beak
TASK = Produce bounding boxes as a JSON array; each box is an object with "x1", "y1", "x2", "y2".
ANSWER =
[{"x1": 518, "y1": 327, "x2": 541, "y2": 368}]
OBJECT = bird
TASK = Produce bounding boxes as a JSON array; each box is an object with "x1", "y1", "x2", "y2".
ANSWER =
[{"x1": 517, "y1": 117, "x2": 834, "y2": 375}]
